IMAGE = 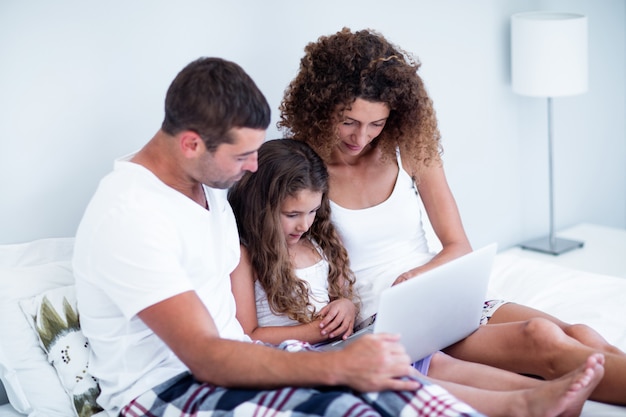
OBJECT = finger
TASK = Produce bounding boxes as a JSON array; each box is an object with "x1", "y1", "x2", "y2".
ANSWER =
[
  {"x1": 371, "y1": 332, "x2": 402, "y2": 343},
  {"x1": 391, "y1": 277, "x2": 403, "y2": 286},
  {"x1": 339, "y1": 316, "x2": 356, "y2": 338},
  {"x1": 328, "y1": 319, "x2": 351, "y2": 339},
  {"x1": 342, "y1": 322, "x2": 355, "y2": 339},
  {"x1": 324, "y1": 315, "x2": 348, "y2": 337},
  {"x1": 379, "y1": 376, "x2": 421, "y2": 393},
  {"x1": 320, "y1": 308, "x2": 340, "y2": 330},
  {"x1": 318, "y1": 305, "x2": 329, "y2": 318}
]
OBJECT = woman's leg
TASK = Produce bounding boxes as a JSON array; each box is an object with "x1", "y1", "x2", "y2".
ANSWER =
[
  {"x1": 489, "y1": 303, "x2": 625, "y2": 356},
  {"x1": 427, "y1": 353, "x2": 604, "y2": 417},
  {"x1": 443, "y1": 303, "x2": 626, "y2": 404}
]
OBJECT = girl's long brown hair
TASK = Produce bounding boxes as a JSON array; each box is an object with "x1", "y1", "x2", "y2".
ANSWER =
[{"x1": 228, "y1": 139, "x2": 358, "y2": 323}]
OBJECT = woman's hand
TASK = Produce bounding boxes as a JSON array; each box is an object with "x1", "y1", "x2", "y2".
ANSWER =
[
  {"x1": 392, "y1": 270, "x2": 416, "y2": 286},
  {"x1": 317, "y1": 298, "x2": 357, "y2": 340}
]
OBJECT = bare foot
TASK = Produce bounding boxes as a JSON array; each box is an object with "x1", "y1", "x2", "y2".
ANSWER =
[{"x1": 521, "y1": 353, "x2": 605, "y2": 417}]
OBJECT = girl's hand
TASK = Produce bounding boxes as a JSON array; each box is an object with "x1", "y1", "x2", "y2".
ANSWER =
[{"x1": 317, "y1": 298, "x2": 357, "y2": 340}]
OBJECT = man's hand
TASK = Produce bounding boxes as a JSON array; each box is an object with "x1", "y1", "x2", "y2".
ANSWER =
[{"x1": 333, "y1": 333, "x2": 421, "y2": 392}]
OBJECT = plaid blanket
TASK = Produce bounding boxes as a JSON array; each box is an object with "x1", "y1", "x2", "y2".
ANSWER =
[
  {"x1": 120, "y1": 372, "x2": 483, "y2": 417},
  {"x1": 120, "y1": 341, "x2": 483, "y2": 417}
]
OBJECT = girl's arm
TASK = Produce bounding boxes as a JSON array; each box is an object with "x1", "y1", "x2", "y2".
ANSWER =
[
  {"x1": 394, "y1": 161, "x2": 472, "y2": 284},
  {"x1": 230, "y1": 246, "x2": 352, "y2": 345}
]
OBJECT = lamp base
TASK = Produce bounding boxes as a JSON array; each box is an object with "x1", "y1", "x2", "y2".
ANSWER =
[{"x1": 520, "y1": 236, "x2": 584, "y2": 256}]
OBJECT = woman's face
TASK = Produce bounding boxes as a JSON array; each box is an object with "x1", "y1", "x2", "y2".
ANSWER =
[{"x1": 335, "y1": 98, "x2": 390, "y2": 156}]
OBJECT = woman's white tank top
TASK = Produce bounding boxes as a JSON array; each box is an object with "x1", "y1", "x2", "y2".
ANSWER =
[{"x1": 330, "y1": 153, "x2": 434, "y2": 322}]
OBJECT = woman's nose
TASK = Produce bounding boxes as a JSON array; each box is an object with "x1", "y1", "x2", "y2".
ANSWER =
[{"x1": 355, "y1": 127, "x2": 370, "y2": 145}]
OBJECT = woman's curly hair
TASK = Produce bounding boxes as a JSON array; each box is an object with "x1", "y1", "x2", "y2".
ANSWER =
[
  {"x1": 279, "y1": 27, "x2": 442, "y2": 177},
  {"x1": 228, "y1": 139, "x2": 358, "y2": 323}
]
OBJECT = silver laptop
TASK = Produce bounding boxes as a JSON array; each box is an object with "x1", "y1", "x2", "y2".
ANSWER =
[{"x1": 317, "y1": 243, "x2": 497, "y2": 362}]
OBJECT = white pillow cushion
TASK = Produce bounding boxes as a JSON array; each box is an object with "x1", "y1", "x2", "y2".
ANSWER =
[
  {"x1": 0, "y1": 238, "x2": 78, "y2": 417},
  {"x1": 19, "y1": 286, "x2": 102, "y2": 417}
]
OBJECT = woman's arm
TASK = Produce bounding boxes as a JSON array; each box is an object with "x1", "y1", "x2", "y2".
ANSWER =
[
  {"x1": 230, "y1": 246, "x2": 350, "y2": 345},
  {"x1": 394, "y1": 161, "x2": 472, "y2": 284}
]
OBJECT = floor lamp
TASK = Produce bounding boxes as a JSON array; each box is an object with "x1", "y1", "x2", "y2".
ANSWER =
[{"x1": 511, "y1": 11, "x2": 588, "y2": 255}]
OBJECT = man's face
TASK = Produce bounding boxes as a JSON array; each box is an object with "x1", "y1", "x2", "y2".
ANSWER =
[{"x1": 200, "y1": 127, "x2": 265, "y2": 189}]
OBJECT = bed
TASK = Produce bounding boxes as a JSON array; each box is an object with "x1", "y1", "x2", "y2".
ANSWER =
[{"x1": 1, "y1": 224, "x2": 625, "y2": 416}]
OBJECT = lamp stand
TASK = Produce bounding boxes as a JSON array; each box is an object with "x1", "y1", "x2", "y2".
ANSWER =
[{"x1": 520, "y1": 97, "x2": 584, "y2": 255}]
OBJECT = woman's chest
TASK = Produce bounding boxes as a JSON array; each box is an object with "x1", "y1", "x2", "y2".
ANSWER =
[{"x1": 328, "y1": 161, "x2": 398, "y2": 209}]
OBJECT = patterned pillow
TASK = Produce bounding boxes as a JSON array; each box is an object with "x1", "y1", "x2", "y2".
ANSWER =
[{"x1": 19, "y1": 285, "x2": 103, "y2": 417}]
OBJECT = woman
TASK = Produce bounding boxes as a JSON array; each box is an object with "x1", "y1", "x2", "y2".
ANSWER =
[{"x1": 278, "y1": 27, "x2": 626, "y2": 405}]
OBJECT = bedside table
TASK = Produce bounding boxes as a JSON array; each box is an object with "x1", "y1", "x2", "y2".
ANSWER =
[{"x1": 504, "y1": 223, "x2": 626, "y2": 279}]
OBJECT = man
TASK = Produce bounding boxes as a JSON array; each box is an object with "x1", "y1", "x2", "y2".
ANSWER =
[{"x1": 73, "y1": 57, "x2": 481, "y2": 417}]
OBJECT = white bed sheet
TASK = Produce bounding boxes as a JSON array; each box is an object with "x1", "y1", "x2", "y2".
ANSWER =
[
  {"x1": 488, "y1": 250, "x2": 626, "y2": 416},
  {"x1": 488, "y1": 251, "x2": 626, "y2": 351},
  {"x1": 0, "y1": 404, "x2": 23, "y2": 417}
]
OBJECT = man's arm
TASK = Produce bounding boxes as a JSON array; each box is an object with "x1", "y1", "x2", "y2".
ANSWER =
[{"x1": 138, "y1": 291, "x2": 420, "y2": 392}]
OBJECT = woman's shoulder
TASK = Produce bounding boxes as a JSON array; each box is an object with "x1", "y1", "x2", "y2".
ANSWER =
[
  {"x1": 399, "y1": 148, "x2": 443, "y2": 183},
  {"x1": 398, "y1": 150, "x2": 418, "y2": 179}
]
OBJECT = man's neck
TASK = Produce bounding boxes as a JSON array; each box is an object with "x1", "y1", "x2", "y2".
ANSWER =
[{"x1": 131, "y1": 131, "x2": 206, "y2": 208}]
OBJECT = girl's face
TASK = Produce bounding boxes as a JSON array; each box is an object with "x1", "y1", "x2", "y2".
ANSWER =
[
  {"x1": 280, "y1": 188, "x2": 323, "y2": 247},
  {"x1": 336, "y1": 98, "x2": 390, "y2": 156}
]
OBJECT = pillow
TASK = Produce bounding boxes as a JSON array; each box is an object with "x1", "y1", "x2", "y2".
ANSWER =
[
  {"x1": 0, "y1": 238, "x2": 80, "y2": 416},
  {"x1": 19, "y1": 286, "x2": 103, "y2": 417}
]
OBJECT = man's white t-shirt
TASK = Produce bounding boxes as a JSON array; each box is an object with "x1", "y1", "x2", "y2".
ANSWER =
[{"x1": 73, "y1": 157, "x2": 248, "y2": 416}]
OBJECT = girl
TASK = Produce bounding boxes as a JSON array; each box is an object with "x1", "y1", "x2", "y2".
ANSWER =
[{"x1": 228, "y1": 138, "x2": 359, "y2": 346}]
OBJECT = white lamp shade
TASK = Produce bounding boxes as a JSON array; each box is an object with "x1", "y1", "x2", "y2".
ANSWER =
[{"x1": 511, "y1": 12, "x2": 588, "y2": 97}]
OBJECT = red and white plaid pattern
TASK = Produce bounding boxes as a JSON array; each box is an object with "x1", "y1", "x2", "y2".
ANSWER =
[{"x1": 120, "y1": 372, "x2": 483, "y2": 417}]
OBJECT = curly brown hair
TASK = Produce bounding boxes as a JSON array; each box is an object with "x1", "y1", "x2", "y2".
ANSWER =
[
  {"x1": 228, "y1": 139, "x2": 358, "y2": 323},
  {"x1": 279, "y1": 27, "x2": 442, "y2": 177}
]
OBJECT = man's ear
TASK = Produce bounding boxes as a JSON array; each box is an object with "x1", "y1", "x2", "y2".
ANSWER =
[{"x1": 178, "y1": 131, "x2": 205, "y2": 157}]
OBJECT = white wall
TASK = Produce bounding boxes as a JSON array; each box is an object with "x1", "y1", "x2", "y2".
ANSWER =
[{"x1": 1, "y1": 0, "x2": 624, "y2": 249}]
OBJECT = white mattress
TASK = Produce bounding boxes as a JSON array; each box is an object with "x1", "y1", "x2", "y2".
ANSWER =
[{"x1": 488, "y1": 250, "x2": 626, "y2": 416}]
